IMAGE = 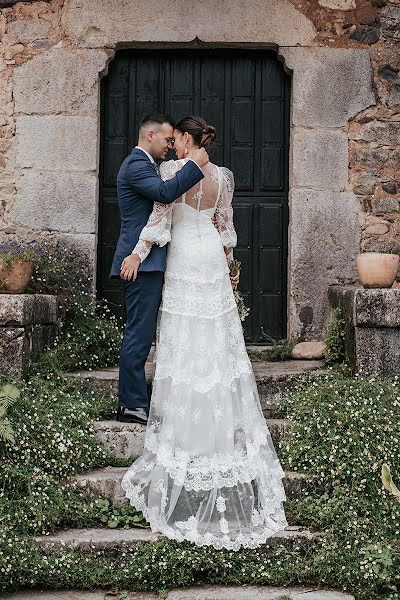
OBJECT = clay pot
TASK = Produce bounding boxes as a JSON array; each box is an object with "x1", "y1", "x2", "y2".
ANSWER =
[
  {"x1": 0, "y1": 259, "x2": 33, "y2": 294},
  {"x1": 357, "y1": 252, "x2": 400, "y2": 289}
]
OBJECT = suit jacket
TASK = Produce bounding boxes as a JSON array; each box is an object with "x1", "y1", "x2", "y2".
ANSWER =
[{"x1": 110, "y1": 148, "x2": 204, "y2": 277}]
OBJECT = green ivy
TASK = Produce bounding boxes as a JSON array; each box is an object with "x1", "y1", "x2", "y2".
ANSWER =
[{"x1": 324, "y1": 308, "x2": 346, "y2": 366}]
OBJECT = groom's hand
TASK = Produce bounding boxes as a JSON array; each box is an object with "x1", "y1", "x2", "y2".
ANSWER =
[{"x1": 120, "y1": 254, "x2": 141, "y2": 281}]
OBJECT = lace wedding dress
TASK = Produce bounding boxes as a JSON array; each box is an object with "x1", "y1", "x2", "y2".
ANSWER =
[{"x1": 121, "y1": 159, "x2": 288, "y2": 550}]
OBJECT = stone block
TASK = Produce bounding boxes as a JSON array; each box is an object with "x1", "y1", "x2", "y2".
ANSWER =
[
  {"x1": 12, "y1": 171, "x2": 97, "y2": 234},
  {"x1": 355, "y1": 288, "x2": 400, "y2": 327},
  {"x1": 6, "y1": 18, "x2": 52, "y2": 42},
  {"x1": 0, "y1": 323, "x2": 58, "y2": 378},
  {"x1": 61, "y1": 0, "x2": 316, "y2": 48},
  {"x1": 349, "y1": 120, "x2": 400, "y2": 145},
  {"x1": 13, "y1": 49, "x2": 108, "y2": 115},
  {"x1": 0, "y1": 294, "x2": 58, "y2": 326},
  {"x1": 318, "y1": 0, "x2": 355, "y2": 8},
  {"x1": 0, "y1": 327, "x2": 27, "y2": 378},
  {"x1": 290, "y1": 190, "x2": 360, "y2": 339},
  {"x1": 292, "y1": 128, "x2": 349, "y2": 190},
  {"x1": 279, "y1": 48, "x2": 375, "y2": 128},
  {"x1": 15, "y1": 116, "x2": 97, "y2": 172},
  {"x1": 355, "y1": 328, "x2": 400, "y2": 377},
  {"x1": 92, "y1": 421, "x2": 145, "y2": 459}
]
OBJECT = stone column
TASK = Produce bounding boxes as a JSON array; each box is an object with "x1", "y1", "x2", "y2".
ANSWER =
[
  {"x1": 0, "y1": 294, "x2": 60, "y2": 378},
  {"x1": 329, "y1": 285, "x2": 400, "y2": 377}
]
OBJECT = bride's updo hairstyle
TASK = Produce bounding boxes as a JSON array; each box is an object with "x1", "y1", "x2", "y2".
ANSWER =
[{"x1": 175, "y1": 116, "x2": 216, "y2": 150}]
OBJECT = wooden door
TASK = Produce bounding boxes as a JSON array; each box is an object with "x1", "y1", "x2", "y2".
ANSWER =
[{"x1": 98, "y1": 49, "x2": 290, "y2": 342}]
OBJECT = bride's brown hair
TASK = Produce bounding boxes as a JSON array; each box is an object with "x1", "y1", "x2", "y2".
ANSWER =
[{"x1": 174, "y1": 116, "x2": 216, "y2": 150}]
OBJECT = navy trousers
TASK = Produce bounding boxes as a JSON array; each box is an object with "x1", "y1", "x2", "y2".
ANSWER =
[{"x1": 118, "y1": 271, "x2": 164, "y2": 409}]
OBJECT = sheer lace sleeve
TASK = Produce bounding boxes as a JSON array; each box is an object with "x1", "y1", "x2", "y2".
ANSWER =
[
  {"x1": 215, "y1": 167, "x2": 237, "y2": 264},
  {"x1": 131, "y1": 161, "x2": 182, "y2": 263}
]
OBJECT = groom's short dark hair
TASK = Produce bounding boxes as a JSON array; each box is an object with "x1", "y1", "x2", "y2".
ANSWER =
[{"x1": 139, "y1": 113, "x2": 175, "y2": 133}]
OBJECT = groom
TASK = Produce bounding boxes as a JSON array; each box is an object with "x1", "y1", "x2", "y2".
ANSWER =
[{"x1": 110, "y1": 113, "x2": 209, "y2": 424}]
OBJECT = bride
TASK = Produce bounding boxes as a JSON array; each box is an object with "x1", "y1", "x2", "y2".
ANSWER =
[{"x1": 121, "y1": 116, "x2": 288, "y2": 550}]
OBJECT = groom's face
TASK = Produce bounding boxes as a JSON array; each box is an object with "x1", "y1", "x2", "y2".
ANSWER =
[{"x1": 149, "y1": 123, "x2": 175, "y2": 161}]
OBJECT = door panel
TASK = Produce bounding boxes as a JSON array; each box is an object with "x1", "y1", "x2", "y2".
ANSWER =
[{"x1": 98, "y1": 49, "x2": 290, "y2": 342}]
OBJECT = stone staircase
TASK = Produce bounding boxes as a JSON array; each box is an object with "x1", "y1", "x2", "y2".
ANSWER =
[
  {"x1": 24, "y1": 357, "x2": 356, "y2": 598},
  {"x1": 34, "y1": 358, "x2": 325, "y2": 554}
]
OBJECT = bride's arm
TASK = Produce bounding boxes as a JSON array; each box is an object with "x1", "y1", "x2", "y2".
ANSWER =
[
  {"x1": 131, "y1": 160, "x2": 184, "y2": 263},
  {"x1": 215, "y1": 167, "x2": 237, "y2": 264}
]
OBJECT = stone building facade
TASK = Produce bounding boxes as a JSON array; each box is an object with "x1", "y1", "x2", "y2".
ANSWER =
[{"x1": 0, "y1": 0, "x2": 399, "y2": 342}]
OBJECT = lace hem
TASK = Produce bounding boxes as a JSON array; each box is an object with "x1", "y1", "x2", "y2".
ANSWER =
[{"x1": 121, "y1": 482, "x2": 287, "y2": 551}]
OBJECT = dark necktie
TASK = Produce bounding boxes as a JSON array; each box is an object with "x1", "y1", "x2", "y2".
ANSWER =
[{"x1": 154, "y1": 162, "x2": 161, "y2": 177}]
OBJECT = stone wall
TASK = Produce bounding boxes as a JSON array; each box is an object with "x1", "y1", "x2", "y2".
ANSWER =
[{"x1": 0, "y1": 0, "x2": 399, "y2": 341}]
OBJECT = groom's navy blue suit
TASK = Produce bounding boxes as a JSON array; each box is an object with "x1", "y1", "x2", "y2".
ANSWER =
[{"x1": 110, "y1": 148, "x2": 204, "y2": 409}]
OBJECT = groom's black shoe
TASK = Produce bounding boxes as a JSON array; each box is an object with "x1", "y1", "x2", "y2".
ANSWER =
[{"x1": 116, "y1": 406, "x2": 148, "y2": 425}]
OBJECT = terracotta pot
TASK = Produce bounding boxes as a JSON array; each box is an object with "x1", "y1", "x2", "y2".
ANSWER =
[
  {"x1": 0, "y1": 259, "x2": 33, "y2": 294},
  {"x1": 357, "y1": 252, "x2": 400, "y2": 289}
]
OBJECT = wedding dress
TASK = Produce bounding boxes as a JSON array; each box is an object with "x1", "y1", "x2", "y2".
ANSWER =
[{"x1": 121, "y1": 159, "x2": 288, "y2": 550}]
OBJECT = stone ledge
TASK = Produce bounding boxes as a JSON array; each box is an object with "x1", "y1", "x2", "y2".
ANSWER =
[
  {"x1": 92, "y1": 418, "x2": 292, "y2": 459},
  {"x1": 35, "y1": 525, "x2": 321, "y2": 553},
  {"x1": 70, "y1": 467, "x2": 316, "y2": 505},
  {"x1": 0, "y1": 294, "x2": 59, "y2": 327},
  {"x1": 328, "y1": 285, "x2": 400, "y2": 377},
  {"x1": 0, "y1": 587, "x2": 355, "y2": 600},
  {"x1": 329, "y1": 286, "x2": 400, "y2": 328},
  {"x1": 355, "y1": 288, "x2": 400, "y2": 328}
]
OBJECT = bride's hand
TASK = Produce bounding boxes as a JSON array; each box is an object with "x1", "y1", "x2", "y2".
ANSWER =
[
  {"x1": 120, "y1": 253, "x2": 141, "y2": 281},
  {"x1": 230, "y1": 272, "x2": 240, "y2": 290}
]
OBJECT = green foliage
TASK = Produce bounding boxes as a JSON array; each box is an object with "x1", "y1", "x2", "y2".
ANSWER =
[
  {"x1": 262, "y1": 332, "x2": 294, "y2": 361},
  {"x1": 279, "y1": 369, "x2": 400, "y2": 598},
  {"x1": 0, "y1": 383, "x2": 19, "y2": 443},
  {"x1": 93, "y1": 498, "x2": 148, "y2": 529},
  {"x1": 324, "y1": 308, "x2": 346, "y2": 366},
  {"x1": 32, "y1": 301, "x2": 122, "y2": 374},
  {"x1": 27, "y1": 244, "x2": 122, "y2": 374}
]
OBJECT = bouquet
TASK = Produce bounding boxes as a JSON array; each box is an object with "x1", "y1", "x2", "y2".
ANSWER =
[{"x1": 229, "y1": 259, "x2": 250, "y2": 322}]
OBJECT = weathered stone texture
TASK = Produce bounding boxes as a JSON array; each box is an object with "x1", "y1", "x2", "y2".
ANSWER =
[
  {"x1": 329, "y1": 286, "x2": 400, "y2": 377},
  {"x1": 12, "y1": 171, "x2": 97, "y2": 233},
  {"x1": 318, "y1": 0, "x2": 355, "y2": 9},
  {"x1": 0, "y1": 322, "x2": 58, "y2": 378},
  {"x1": 0, "y1": 293, "x2": 58, "y2": 325},
  {"x1": 13, "y1": 49, "x2": 109, "y2": 115},
  {"x1": 292, "y1": 128, "x2": 349, "y2": 190},
  {"x1": 356, "y1": 328, "x2": 400, "y2": 376},
  {"x1": 15, "y1": 115, "x2": 97, "y2": 171},
  {"x1": 355, "y1": 288, "x2": 400, "y2": 327},
  {"x1": 280, "y1": 48, "x2": 375, "y2": 128},
  {"x1": 290, "y1": 190, "x2": 360, "y2": 339},
  {"x1": 61, "y1": 0, "x2": 316, "y2": 48}
]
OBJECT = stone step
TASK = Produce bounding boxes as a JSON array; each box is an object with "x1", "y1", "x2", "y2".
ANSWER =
[
  {"x1": 0, "y1": 586, "x2": 355, "y2": 599},
  {"x1": 92, "y1": 418, "x2": 292, "y2": 459},
  {"x1": 70, "y1": 467, "x2": 310, "y2": 506},
  {"x1": 69, "y1": 359, "x2": 323, "y2": 418},
  {"x1": 35, "y1": 525, "x2": 321, "y2": 554}
]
